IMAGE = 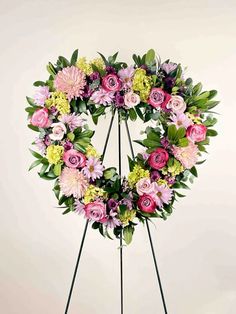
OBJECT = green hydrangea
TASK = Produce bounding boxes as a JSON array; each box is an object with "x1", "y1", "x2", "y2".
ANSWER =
[{"x1": 132, "y1": 68, "x2": 152, "y2": 102}]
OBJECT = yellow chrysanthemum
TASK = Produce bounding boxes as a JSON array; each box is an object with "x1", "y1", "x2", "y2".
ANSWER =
[
  {"x1": 86, "y1": 145, "x2": 101, "y2": 158},
  {"x1": 76, "y1": 57, "x2": 93, "y2": 75},
  {"x1": 161, "y1": 159, "x2": 184, "y2": 177},
  {"x1": 91, "y1": 57, "x2": 105, "y2": 71},
  {"x1": 128, "y1": 165, "x2": 150, "y2": 188},
  {"x1": 119, "y1": 209, "x2": 136, "y2": 227},
  {"x1": 83, "y1": 185, "x2": 107, "y2": 204},
  {"x1": 157, "y1": 179, "x2": 168, "y2": 186},
  {"x1": 46, "y1": 145, "x2": 64, "y2": 165},
  {"x1": 45, "y1": 91, "x2": 70, "y2": 114},
  {"x1": 132, "y1": 68, "x2": 152, "y2": 102},
  {"x1": 186, "y1": 112, "x2": 202, "y2": 124},
  {"x1": 76, "y1": 57, "x2": 105, "y2": 76}
]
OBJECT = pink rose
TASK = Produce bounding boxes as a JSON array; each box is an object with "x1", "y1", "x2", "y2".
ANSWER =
[
  {"x1": 137, "y1": 194, "x2": 156, "y2": 213},
  {"x1": 102, "y1": 74, "x2": 121, "y2": 92},
  {"x1": 148, "y1": 148, "x2": 169, "y2": 170},
  {"x1": 166, "y1": 95, "x2": 186, "y2": 113},
  {"x1": 124, "y1": 91, "x2": 140, "y2": 108},
  {"x1": 31, "y1": 108, "x2": 50, "y2": 128},
  {"x1": 136, "y1": 178, "x2": 158, "y2": 196},
  {"x1": 84, "y1": 201, "x2": 107, "y2": 222},
  {"x1": 186, "y1": 124, "x2": 207, "y2": 142},
  {"x1": 148, "y1": 88, "x2": 171, "y2": 109},
  {"x1": 49, "y1": 122, "x2": 66, "y2": 141},
  {"x1": 63, "y1": 149, "x2": 86, "y2": 168}
]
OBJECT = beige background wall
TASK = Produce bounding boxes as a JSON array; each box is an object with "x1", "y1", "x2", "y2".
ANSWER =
[{"x1": 0, "y1": 0, "x2": 236, "y2": 313}]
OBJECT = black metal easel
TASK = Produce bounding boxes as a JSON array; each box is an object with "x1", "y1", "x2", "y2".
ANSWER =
[{"x1": 64, "y1": 109, "x2": 168, "y2": 314}]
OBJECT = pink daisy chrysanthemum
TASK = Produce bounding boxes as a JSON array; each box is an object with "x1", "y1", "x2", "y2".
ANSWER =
[
  {"x1": 90, "y1": 88, "x2": 115, "y2": 106},
  {"x1": 152, "y1": 184, "x2": 173, "y2": 208},
  {"x1": 59, "y1": 113, "x2": 86, "y2": 131},
  {"x1": 54, "y1": 66, "x2": 86, "y2": 101},
  {"x1": 59, "y1": 167, "x2": 89, "y2": 198},
  {"x1": 170, "y1": 112, "x2": 193, "y2": 129},
  {"x1": 82, "y1": 157, "x2": 104, "y2": 181}
]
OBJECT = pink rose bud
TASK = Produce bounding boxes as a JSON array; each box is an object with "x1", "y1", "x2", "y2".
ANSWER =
[
  {"x1": 31, "y1": 108, "x2": 50, "y2": 128},
  {"x1": 84, "y1": 201, "x2": 107, "y2": 222},
  {"x1": 49, "y1": 122, "x2": 66, "y2": 141},
  {"x1": 186, "y1": 124, "x2": 207, "y2": 142},
  {"x1": 166, "y1": 95, "x2": 186, "y2": 113},
  {"x1": 63, "y1": 149, "x2": 86, "y2": 168},
  {"x1": 124, "y1": 91, "x2": 140, "y2": 108},
  {"x1": 148, "y1": 87, "x2": 171, "y2": 109},
  {"x1": 102, "y1": 74, "x2": 121, "y2": 92},
  {"x1": 137, "y1": 194, "x2": 156, "y2": 213},
  {"x1": 148, "y1": 148, "x2": 169, "y2": 170},
  {"x1": 136, "y1": 178, "x2": 158, "y2": 196}
]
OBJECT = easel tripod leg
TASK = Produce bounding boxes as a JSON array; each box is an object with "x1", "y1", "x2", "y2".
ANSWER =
[
  {"x1": 146, "y1": 219, "x2": 168, "y2": 314},
  {"x1": 64, "y1": 219, "x2": 89, "y2": 314}
]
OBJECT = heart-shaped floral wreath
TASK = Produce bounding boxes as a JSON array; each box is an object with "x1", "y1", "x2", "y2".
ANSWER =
[{"x1": 26, "y1": 49, "x2": 219, "y2": 244}]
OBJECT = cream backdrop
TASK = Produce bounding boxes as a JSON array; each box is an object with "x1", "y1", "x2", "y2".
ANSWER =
[{"x1": 0, "y1": 0, "x2": 236, "y2": 313}]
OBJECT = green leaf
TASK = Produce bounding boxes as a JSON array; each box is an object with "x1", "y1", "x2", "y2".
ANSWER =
[
  {"x1": 206, "y1": 100, "x2": 220, "y2": 109},
  {"x1": 172, "y1": 182, "x2": 190, "y2": 189},
  {"x1": 74, "y1": 142, "x2": 86, "y2": 153},
  {"x1": 33, "y1": 81, "x2": 46, "y2": 87},
  {"x1": 28, "y1": 159, "x2": 41, "y2": 171},
  {"x1": 29, "y1": 149, "x2": 43, "y2": 159},
  {"x1": 207, "y1": 129, "x2": 218, "y2": 137},
  {"x1": 178, "y1": 137, "x2": 189, "y2": 147},
  {"x1": 167, "y1": 124, "x2": 177, "y2": 141},
  {"x1": 40, "y1": 163, "x2": 49, "y2": 176},
  {"x1": 190, "y1": 166, "x2": 198, "y2": 177},
  {"x1": 129, "y1": 108, "x2": 137, "y2": 121},
  {"x1": 67, "y1": 132, "x2": 75, "y2": 141},
  {"x1": 175, "y1": 127, "x2": 186, "y2": 140},
  {"x1": 78, "y1": 101, "x2": 87, "y2": 113},
  {"x1": 70, "y1": 49, "x2": 78, "y2": 65},
  {"x1": 26, "y1": 96, "x2": 37, "y2": 107},
  {"x1": 128, "y1": 156, "x2": 135, "y2": 171},
  {"x1": 104, "y1": 167, "x2": 117, "y2": 180},
  {"x1": 79, "y1": 130, "x2": 94, "y2": 138},
  {"x1": 92, "y1": 106, "x2": 106, "y2": 117},
  {"x1": 145, "y1": 49, "x2": 155, "y2": 65},
  {"x1": 97, "y1": 52, "x2": 109, "y2": 66},
  {"x1": 143, "y1": 139, "x2": 159, "y2": 148},
  {"x1": 62, "y1": 207, "x2": 71, "y2": 215},
  {"x1": 53, "y1": 163, "x2": 62, "y2": 176},
  {"x1": 192, "y1": 82, "x2": 202, "y2": 95},
  {"x1": 208, "y1": 90, "x2": 217, "y2": 100},
  {"x1": 46, "y1": 62, "x2": 57, "y2": 77},
  {"x1": 123, "y1": 226, "x2": 134, "y2": 245}
]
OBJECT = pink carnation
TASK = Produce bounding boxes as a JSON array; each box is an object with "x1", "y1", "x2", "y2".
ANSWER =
[
  {"x1": 172, "y1": 141, "x2": 199, "y2": 169},
  {"x1": 59, "y1": 167, "x2": 89, "y2": 198},
  {"x1": 54, "y1": 66, "x2": 86, "y2": 101},
  {"x1": 33, "y1": 86, "x2": 50, "y2": 106}
]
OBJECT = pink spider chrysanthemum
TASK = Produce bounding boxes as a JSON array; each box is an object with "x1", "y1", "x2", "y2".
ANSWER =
[
  {"x1": 54, "y1": 66, "x2": 86, "y2": 101},
  {"x1": 82, "y1": 157, "x2": 104, "y2": 181},
  {"x1": 59, "y1": 167, "x2": 89, "y2": 198}
]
